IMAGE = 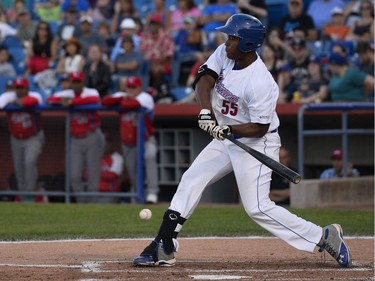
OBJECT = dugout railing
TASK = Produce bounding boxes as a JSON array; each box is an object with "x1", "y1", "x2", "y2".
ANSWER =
[
  {"x1": 0, "y1": 104, "x2": 146, "y2": 204},
  {"x1": 297, "y1": 103, "x2": 374, "y2": 179}
]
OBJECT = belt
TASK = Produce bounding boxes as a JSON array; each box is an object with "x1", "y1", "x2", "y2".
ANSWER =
[
  {"x1": 72, "y1": 130, "x2": 95, "y2": 139},
  {"x1": 232, "y1": 128, "x2": 278, "y2": 140},
  {"x1": 13, "y1": 132, "x2": 37, "y2": 140}
]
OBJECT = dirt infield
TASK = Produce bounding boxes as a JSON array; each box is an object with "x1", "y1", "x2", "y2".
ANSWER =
[{"x1": 0, "y1": 237, "x2": 373, "y2": 280}]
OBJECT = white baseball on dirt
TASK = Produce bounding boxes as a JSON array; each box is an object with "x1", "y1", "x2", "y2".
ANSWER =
[{"x1": 139, "y1": 208, "x2": 152, "y2": 220}]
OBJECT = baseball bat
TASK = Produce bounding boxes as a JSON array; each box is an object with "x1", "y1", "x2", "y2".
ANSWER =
[{"x1": 223, "y1": 135, "x2": 302, "y2": 184}]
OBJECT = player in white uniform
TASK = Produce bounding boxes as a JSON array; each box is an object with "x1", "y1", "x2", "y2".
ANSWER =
[{"x1": 133, "y1": 14, "x2": 351, "y2": 268}]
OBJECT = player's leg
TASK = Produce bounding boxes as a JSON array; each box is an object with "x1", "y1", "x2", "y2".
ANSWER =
[
  {"x1": 233, "y1": 133, "x2": 350, "y2": 267},
  {"x1": 144, "y1": 136, "x2": 159, "y2": 203},
  {"x1": 121, "y1": 144, "x2": 137, "y2": 202},
  {"x1": 85, "y1": 129, "x2": 105, "y2": 203},
  {"x1": 10, "y1": 137, "x2": 26, "y2": 198},
  {"x1": 23, "y1": 132, "x2": 44, "y2": 196},
  {"x1": 133, "y1": 140, "x2": 233, "y2": 266},
  {"x1": 70, "y1": 138, "x2": 86, "y2": 203}
]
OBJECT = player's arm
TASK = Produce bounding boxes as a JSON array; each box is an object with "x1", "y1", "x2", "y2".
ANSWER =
[
  {"x1": 229, "y1": 123, "x2": 270, "y2": 138},
  {"x1": 71, "y1": 95, "x2": 100, "y2": 106}
]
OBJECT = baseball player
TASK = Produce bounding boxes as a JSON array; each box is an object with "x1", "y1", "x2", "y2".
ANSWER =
[
  {"x1": 47, "y1": 71, "x2": 105, "y2": 203},
  {"x1": 0, "y1": 77, "x2": 44, "y2": 202},
  {"x1": 102, "y1": 76, "x2": 159, "y2": 204},
  {"x1": 133, "y1": 14, "x2": 351, "y2": 268}
]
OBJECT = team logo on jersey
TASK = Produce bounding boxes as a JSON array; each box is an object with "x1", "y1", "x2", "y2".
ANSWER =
[{"x1": 215, "y1": 71, "x2": 239, "y2": 103}]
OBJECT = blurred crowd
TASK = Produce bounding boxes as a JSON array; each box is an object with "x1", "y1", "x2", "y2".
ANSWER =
[{"x1": 0, "y1": 0, "x2": 373, "y2": 104}]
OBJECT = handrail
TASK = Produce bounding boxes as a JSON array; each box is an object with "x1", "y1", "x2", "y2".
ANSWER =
[
  {"x1": 0, "y1": 104, "x2": 147, "y2": 204},
  {"x1": 297, "y1": 103, "x2": 374, "y2": 179}
]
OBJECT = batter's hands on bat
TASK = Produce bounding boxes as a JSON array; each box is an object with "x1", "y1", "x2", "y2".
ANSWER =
[
  {"x1": 211, "y1": 125, "x2": 231, "y2": 140},
  {"x1": 198, "y1": 109, "x2": 216, "y2": 133}
]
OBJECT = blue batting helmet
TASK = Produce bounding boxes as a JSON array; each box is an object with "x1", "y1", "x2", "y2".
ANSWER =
[{"x1": 216, "y1": 14, "x2": 266, "y2": 53}]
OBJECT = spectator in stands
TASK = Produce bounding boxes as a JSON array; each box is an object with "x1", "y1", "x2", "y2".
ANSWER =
[
  {"x1": 145, "y1": 0, "x2": 169, "y2": 29},
  {"x1": 77, "y1": 15, "x2": 107, "y2": 56},
  {"x1": 346, "y1": 0, "x2": 374, "y2": 42},
  {"x1": 0, "y1": 21, "x2": 17, "y2": 45},
  {"x1": 26, "y1": 21, "x2": 58, "y2": 64},
  {"x1": 110, "y1": 18, "x2": 141, "y2": 62},
  {"x1": 102, "y1": 76, "x2": 159, "y2": 204},
  {"x1": 16, "y1": 8, "x2": 38, "y2": 48},
  {"x1": 83, "y1": 44, "x2": 112, "y2": 97},
  {"x1": 5, "y1": 0, "x2": 26, "y2": 27},
  {"x1": 307, "y1": 0, "x2": 346, "y2": 33},
  {"x1": 113, "y1": 35, "x2": 144, "y2": 84},
  {"x1": 279, "y1": 0, "x2": 317, "y2": 41},
  {"x1": 277, "y1": 64, "x2": 297, "y2": 103},
  {"x1": 286, "y1": 37, "x2": 311, "y2": 83},
  {"x1": 34, "y1": 0, "x2": 62, "y2": 23},
  {"x1": 355, "y1": 41, "x2": 374, "y2": 76},
  {"x1": 320, "y1": 149, "x2": 360, "y2": 179},
  {"x1": 167, "y1": 0, "x2": 202, "y2": 36},
  {"x1": 0, "y1": 77, "x2": 45, "y2": 202},
  {"x1": 88, "y1": 0, "x2": 115, "y2": 22},
  {"x1": 94, "y1": 132, "x2": 124, "y2": 204},
  {"x1": 111, "y1": 0, "x2": 140, "y2": 34},
  {"x1": 265, "y1": 27, "x2": 290, "y2": 62},
  {"x1": 56, "y1": 37, "x2": 85, "y2": 75},
  {"x1": 199, "y1": 0, "x2": 237, "y2": 48},
  {"x1": 96, "y1": 21, "x2": 116, "y2": 58},
  {"x1": 0, "y1": 46, "x2": 16, "y2": 77},
  {"x1": 238, "y1": 0, "x2": 268, "y2": 27},
  {"x1": 60, "y1": 0, "x2": 90, "y2": 21},
  {"x1": 55, "y1": 73, "x2": 71, "y2": 91},
  {"x1": 298, "y1": 54, "x2": 329, "y2": 103},
  {"x1": 270, "y1": 147, "x2": 293, "y2": 206},
  {"x1": 343, "y1": 0, "x2": 362, "y2": 27},
  {"x1": 322, "y1": 7, "x2": 350, "y2": 41},
  {"x1": 322, "y1": 52, "x2": 374, "y2": 101},
  {"x1": 53, "y1": 5, "x2": 80, "y2": 51},
  {"x1": 139, "y1": 14, "x2": 175, "y2": 89},
  {"x1": 260, "y1": 44, "x2": 284, "y2": 81},
  {"x1": 47, "y1": 71, "x2": 105, "y2": 203}
]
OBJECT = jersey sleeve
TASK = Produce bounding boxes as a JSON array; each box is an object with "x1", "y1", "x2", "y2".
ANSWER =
[{"x1": 0, "y1": 92, "x2": 16, "y2": 109}]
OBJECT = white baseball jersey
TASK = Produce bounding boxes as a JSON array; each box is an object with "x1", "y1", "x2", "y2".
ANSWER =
[{"x1": 204, "y1": 44, "x2": 280, "y2": 131}]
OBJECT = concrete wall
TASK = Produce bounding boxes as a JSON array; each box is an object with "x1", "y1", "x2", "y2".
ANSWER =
[{"x1": 290, "y1": 176, "x2": 374, "y2": 208}]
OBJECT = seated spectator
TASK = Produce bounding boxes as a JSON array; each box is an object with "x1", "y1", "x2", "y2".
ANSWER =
[
  {"x1": 260, "y1": 44, "x2": 284, "y2": 81},
  {"x1": 34, "y1": 0, "x2": 61, "y2": 23},
  {"x1": 307, "y1": 0, "x2": 346, "y2": 33},
  {"x1": 277, "y1": 64, "x2": 297, "y2": 103},
  {"x1": 279, "y1": 0, "x2": 317, "y2": 41},
  {"x1": 167, "y1": 0, "x2": 201, "y2": 36},
  {"x1": 265, "y1": 27, "x2": 290, "y2": 62},
  {"x1": 199, "y1": 0, "x2": 237, "y2": 48},
  {"x1": 113, "y1": 35, "x2": 144, "y2": 80},
  {"x1": 238, "y1": 0, "x2": 268, "y2": 27},
  {"x1": 110, "y1": 18, "x2": 141, "y2": 62},
  {"x1": 322, "y1": 52, "x2": 374, "y2": 101},
  {"x1": 55, "y1": 73, "x2": 71, "y2": 91},
  {"x1": 55, "y1": 37, "x2": 85, "y2": 74},
  {"x1": 343, "y1": 0, "x2": 361, "y2": 27},
  {"x1": 270, "y1": 147, "x2": 294, "y2": 206},
  {"x1": 83, "y1": 44, "x2": 112, "y2": 97},
  {"x1": 16, "y1": 8, "x2": 38, "y2": 48},
  {"x1": 88, "y1": 0, "x2": 115, "y2": 22},
  {"x1": 111, "y1": 0, "x2": 140, "y2": 34},
  {"x1": 60, "y1": 0, "x2": 90, "y2": 21},
  {"x1": 0, "y1": 22, "x2": 17, "y2": 45},
  {"x1": 145, "y1": 0, "x2": 169, "y2": 29},
  {"x1": 96, "y1": 21, "x2": 116, "y2": 58},
  {"x1": 320, "y1": 149, "x2": 360, "y2": 179},
  {"x1": 24, "y1": 44, "x2": 50, "y2": 75},
  {"x1": 77, "y1": 15, "x2": 108, "y2": 56},
  {"x1": 355, "y1": 41, "x2": 374, "y2": 76},
  {"x1": 0, "y1": 46, "x2": 16, "y2": 77},
  {"x1": 346, "y1": 0, "x2": 374, "y2": 42},
  {"x1": 322, "y1": 7, "x2": 350, "y2": 41},
  {"x1": 139, "y1": 14, "x2": 175, "y2": 88},
  {"x1": 53, "y1": 5, "x2": 81, "y2": 51},
  {"x1": 26, "y1": 21, "x2": 58, "y2": 64},
  {"x1": 286, "y1": 38, "x2": 311, "y2": 82},
  {"x1": 5, "y1": 0, "x2": 26, "y2": 27}
]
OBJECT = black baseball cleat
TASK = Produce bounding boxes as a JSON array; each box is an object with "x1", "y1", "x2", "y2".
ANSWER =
[{"x1": 133, "y1": 240, "x2": 178, "y2": 267}]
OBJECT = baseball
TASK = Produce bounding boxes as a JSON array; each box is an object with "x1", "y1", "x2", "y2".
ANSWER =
[{"x1": 139, "y1": 208, "x2": 152, "y2": 220}]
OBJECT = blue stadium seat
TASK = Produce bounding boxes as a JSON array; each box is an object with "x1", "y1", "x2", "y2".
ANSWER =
[
  {"x1": 170, "y1": 87, "x2": 191, "y2": 101},
  {"x1": 3, "y1": 35, "x2": 23, "y2": 49}
]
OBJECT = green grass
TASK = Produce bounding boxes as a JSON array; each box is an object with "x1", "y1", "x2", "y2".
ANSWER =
[{"x1": 0, "y1": 203, "x2": 373, "y2": 241}]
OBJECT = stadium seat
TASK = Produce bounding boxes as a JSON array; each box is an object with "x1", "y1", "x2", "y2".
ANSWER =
[{"x1": 3, "y1": 36, "x2": 23, "y2": 49}]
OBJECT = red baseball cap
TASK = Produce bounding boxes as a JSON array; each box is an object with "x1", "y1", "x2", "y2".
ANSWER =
[
  {"x1": 69, "y1": 71, "x2": 84, "y2": 82},
  {"x1": 149, "y1": 14, "x2": 162, "y2": 24},
  {"x1": 126, "y1": 76, "x2": 142, "y2": 88},
  {"x1": 331, "y1": 149, "x2": 343, "y2": 160},
  {"x1": 13, "y1": 77, "x2": 29, "y2": 88}
]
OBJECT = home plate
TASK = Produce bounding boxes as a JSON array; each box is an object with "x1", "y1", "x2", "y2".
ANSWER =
[{"x1": 190, "y1": 275, "x2": 249, "y2": 280}]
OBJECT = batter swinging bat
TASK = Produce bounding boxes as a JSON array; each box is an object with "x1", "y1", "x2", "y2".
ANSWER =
[{"x1": 223, "y1": 134, "x2": 302, "y2": 184}]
